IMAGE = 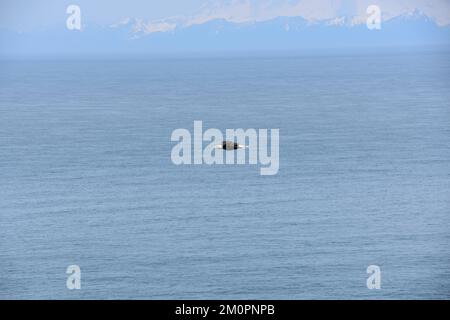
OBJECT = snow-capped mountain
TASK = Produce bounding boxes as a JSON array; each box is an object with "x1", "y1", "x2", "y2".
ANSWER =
[
  {"x1": 1, "y1": 0, "x2": 449, "y2": 57},
  {"x1": 116, "y1": 0, "x2": 450, "y2": 37}
]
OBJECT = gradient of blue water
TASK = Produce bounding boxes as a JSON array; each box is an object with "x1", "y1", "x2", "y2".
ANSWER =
[{"x1": 0, "y1": 52, "x2": 449, "y2": 299}]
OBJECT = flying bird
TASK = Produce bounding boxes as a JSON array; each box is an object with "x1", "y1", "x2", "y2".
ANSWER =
[{"x1": 215, "y1": 141, "x2": 246, "y2": 150}]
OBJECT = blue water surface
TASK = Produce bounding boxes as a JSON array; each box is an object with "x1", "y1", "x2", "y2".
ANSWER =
[{"x1": 0, "y1": 51, "x2": 449, "y2": 299}]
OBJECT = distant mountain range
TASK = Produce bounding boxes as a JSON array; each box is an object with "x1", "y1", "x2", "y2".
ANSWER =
[
  {"x1": 122, "y1": 0, "x2": 450, "y2": 35},
  {"x1": 1, "y1": 0, "x2": 450, "y2": 57}
]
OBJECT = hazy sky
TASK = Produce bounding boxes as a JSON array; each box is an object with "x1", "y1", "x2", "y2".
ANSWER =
[
  {"x1": 0, "y1": 0, "x2": 205, "y2": 31},
  {"x1": 2, "y1": 0, "x2": 450, "y2": 32}
]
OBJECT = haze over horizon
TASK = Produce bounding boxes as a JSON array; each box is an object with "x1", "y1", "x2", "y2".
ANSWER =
[{"x1": 1, "y1": 0, "x2": 450, "y2": 56}]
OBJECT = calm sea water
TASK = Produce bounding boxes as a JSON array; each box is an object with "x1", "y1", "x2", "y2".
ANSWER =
[{"x1": 0, "y1": 52, "x2": 449, "y2": 299}]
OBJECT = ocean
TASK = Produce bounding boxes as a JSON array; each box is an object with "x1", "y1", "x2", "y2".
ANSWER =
[{"x1": 0, "y1": 51, "x2": 449, "y2": 299}]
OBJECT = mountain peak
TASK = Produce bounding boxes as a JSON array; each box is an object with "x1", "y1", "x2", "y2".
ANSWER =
[{"x1": 113, "y1": 0, "x2": 450, "y2": 36}]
